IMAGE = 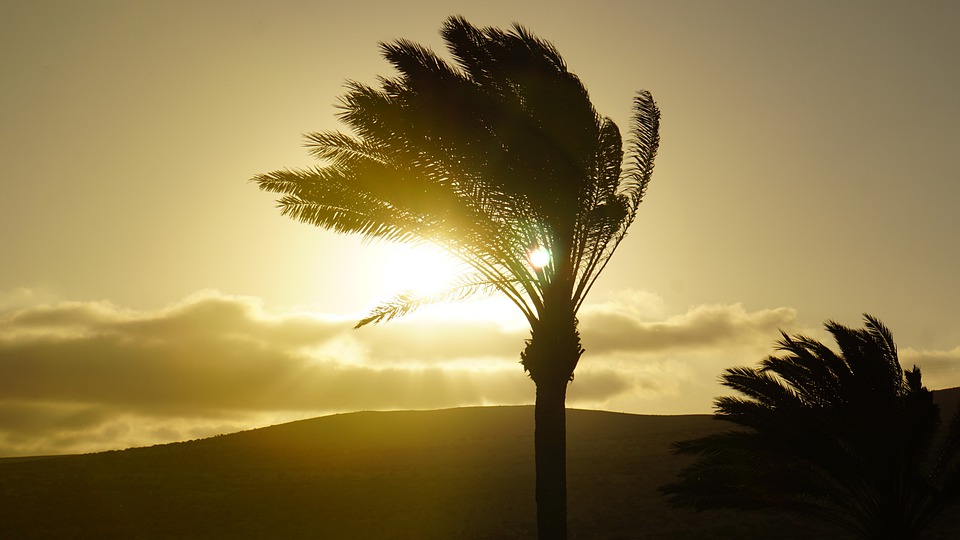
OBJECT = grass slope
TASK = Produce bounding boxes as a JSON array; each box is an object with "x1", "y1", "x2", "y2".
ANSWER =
[{"x1": 2, "y1": 395, "x2": 959, "y2": 539}]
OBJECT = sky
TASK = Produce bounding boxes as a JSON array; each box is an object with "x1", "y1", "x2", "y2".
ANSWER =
[{"x1": 1, "y1": 0, "x2": 959, "y2": 457}]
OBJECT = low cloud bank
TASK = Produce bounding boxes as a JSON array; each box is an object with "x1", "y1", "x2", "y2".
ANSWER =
[{"x1": 1, "y1": 290, "x2": 956, "y2": 456}]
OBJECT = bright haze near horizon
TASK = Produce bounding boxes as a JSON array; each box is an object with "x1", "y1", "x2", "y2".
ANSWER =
[{"x1": 2, "y1": 1, "x2": 958, "y2": 457}]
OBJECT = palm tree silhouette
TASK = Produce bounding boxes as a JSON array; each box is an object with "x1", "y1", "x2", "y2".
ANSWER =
[
  {"x1": 253, "y1": 16, "x2": 659, "y2": 539},
  {"x1": 661, "y1": 315, "x2": 960, "y2": 539}
]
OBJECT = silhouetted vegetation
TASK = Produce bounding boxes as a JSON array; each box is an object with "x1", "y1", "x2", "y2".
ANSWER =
[
  {"x1": 661, "y1": 315, "x2": 960, "y2": 539},
  {"x1": 253, "y1": 16, "x2": 659, "y2": 539},
  {"x1": 0, "y1": 407, "x2": 884, "y2": 539}
]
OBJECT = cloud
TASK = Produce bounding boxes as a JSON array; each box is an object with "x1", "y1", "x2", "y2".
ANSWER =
[
  {"x1": 0, "y1": 286, "x2": 59, "y2": 312},
  {"x1": 3, "y1": 289, "x2": 956, "y2": 457},
  {"x1": 355, "y1": 317, "x2": 527, "y2": 364},
  {"x1": 901, "y1": 347, "x2": 960, "y2": 391},
  {"x1": 578, "y1": 301, "x2": 798, "y2": 354},
  {"x1": 565, "y1": 300, "x2": 804, "y2": 414},
  {"x1": 0, "y1": 292, "x2": 533, "y2": 414},
  {"x1": 0, "y1": 291, "x2": 543, "y2": 455}
]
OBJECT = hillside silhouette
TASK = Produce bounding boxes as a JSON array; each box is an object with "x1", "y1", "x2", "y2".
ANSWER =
[{"x1": 3, "y1": 394, "x2": 960, "y2": 539}]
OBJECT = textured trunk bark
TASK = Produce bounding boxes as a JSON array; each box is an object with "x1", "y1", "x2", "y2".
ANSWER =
[{"x1": 535, "y1": 376, "x2": 568, "y2": 540}]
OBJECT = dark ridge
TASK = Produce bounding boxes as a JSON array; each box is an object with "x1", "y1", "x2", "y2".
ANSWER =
[{"x1": 1, "y1": 401, "x2": 958, "y2": 539}]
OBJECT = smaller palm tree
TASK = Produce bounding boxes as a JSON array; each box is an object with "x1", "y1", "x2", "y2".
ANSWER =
[{"x1": 661, "y1": 315, "x2": 960, "y2": 540}]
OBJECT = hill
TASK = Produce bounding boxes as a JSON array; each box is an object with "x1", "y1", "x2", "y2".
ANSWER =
[{"x1": 2, "y1": 392, "x2": 959, "y2": 539}]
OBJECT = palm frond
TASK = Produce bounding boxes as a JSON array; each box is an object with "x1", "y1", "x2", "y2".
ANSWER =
[
  {"x1": 255, "y1": 167, "x2": 437, "y2": 245},
  {"x1": 720, "y1": 366, "x2": 805, "y2": 411},
  {"x1": 303, "y1": 131, "x2": 386, "y2": 166},
  {"x1": 571, "y1": 94, "x2": 659, "y2": 311},
  {"x1": 664, "y1": 316, "x2": 960, "y2": 538},
  {"x1": 621, "y1": 90, "x2": 660, "y2": 208},
  {"x1": 355, "y1": 272, "x2": 509, "y2": 328}
]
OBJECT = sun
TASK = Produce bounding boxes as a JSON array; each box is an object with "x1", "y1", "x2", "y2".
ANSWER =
[
  {"x1": 528, "y1": 245, "x2": 550, "y2": 269},
  {"x1": 366, "y1": 242, "x2": 530, "y2": 328},
  {"x1": 381, "y1": 244, "x2": 463, "y2": 297}
]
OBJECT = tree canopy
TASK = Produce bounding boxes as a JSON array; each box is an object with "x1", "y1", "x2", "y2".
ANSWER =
[
  {"x1": 662, "y1": 315, "x2": 960, "y2": 539},
  {"x1": 253, "y1": 16, "x2": 659, "y2": 330}
]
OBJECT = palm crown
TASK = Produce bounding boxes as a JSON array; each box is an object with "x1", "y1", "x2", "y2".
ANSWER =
[
  {"x1": 254, "y1": 16, "x2": 659, "y2": 330},
  {"x1": 662, "y1": 315, "x2": 960, "y2": 539}
]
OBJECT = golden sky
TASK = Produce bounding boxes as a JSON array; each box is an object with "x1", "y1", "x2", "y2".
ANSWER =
[{"x1": 2, "y1": 0, "x2": 959, "y2": 456}]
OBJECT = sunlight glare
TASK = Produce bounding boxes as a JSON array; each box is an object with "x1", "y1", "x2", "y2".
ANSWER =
[
  {"x1": 411, "y1": 295, "x2": 528, "y2": 330},
  {"x1": 383, "y1": 244, "x2": 463, "y2": 297},
  {"x1": 528, "y1": 245, "x2": 550, "y2": 269}
]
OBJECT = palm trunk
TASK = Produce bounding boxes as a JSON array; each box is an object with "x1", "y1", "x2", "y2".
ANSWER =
[
  {"x1": 535, "y1": 376, "x2": 569, "y2": 540},
  {"x1": 522, "y1": 307, "x2": 582, "y2": 539},
  {"x1": 522, "y1": 266, "x2": 583, "y2": 540}
]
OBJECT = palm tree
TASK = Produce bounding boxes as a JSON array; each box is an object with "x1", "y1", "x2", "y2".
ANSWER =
[
  {"x1": 661, "y1": 315, "x2": 960, "y2": 539},
  {"x1": 253, "y1": 16, "x2": 659, "y2": 540}
]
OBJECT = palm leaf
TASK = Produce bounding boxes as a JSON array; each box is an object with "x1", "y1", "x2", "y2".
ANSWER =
[
  {"x1": 663, "y1": 316, "x2": 960, "y2": 539},
  {"x1": 355, "y1": 272, "x2": 511, "y2": 328}
]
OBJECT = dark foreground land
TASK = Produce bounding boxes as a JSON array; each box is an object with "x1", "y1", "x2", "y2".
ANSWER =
[{"x1": 2, "y1": 403, "x2": 959, "y2": 539}]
